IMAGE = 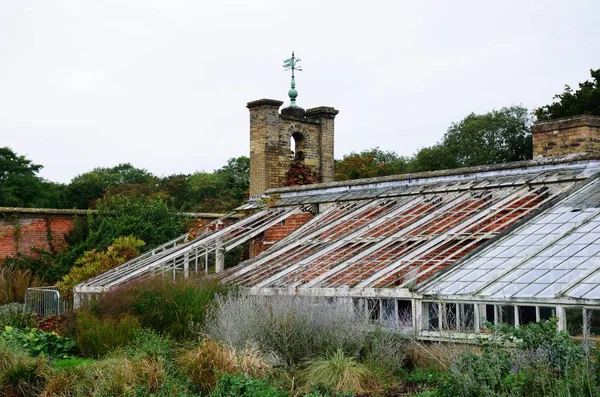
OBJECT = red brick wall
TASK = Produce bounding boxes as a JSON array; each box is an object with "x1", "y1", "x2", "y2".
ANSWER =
[
  {"x1": 250, "y1": 213, "x2": 313, "y2": 257},
  {"x1": 0, "y1": 211, "x2": 237, "y2": 260},
  {"x1": 0, "y1": 215, "x2": 74, "y2": 259}
]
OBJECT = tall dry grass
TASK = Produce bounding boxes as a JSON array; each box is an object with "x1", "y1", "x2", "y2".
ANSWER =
[
  {"x1": 300, "y1": 349, "x2": 380, "y2": 393},
  {"x1": 177, "y1": 338, "x2": 271, "y2": 393},
  {"x1": 0, "y1": 267, "x2": 43, "y2": 304}
]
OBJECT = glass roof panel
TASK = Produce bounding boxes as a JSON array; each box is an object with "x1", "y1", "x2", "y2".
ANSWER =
[
  {"x1": 581, "y1": 284, "x2": 600, "y2": 299},
  {"x1": 535, "y1": 282, "x2": 567, "y2": 298},
  {"x1": 513, "y1": 283, "x2": 547, "y2": 297}
]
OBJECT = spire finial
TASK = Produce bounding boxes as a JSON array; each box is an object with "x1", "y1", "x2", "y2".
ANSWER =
[{"x1": 283, "y1": 51, "x2": 302, "y2": 107}]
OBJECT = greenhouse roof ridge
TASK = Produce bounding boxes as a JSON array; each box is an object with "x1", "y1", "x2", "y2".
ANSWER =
[{"x1": 266, "y1": 153, "x2": 600, "y2": 196}]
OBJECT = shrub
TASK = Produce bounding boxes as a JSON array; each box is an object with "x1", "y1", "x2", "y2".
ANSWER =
[
  {"x1": 177, "y1": 339, "x2": 271, "y2": 393},
  {"x1": 437, "y1": 319, "x2": 600, "y2": 397},
  {"x1": 1, "y1": 326, "x2": 75, "y2": 359},
  {"x1": 0, "y1": 303, "x2": 35, "y2": 328},
  {"x1": 97, "y1": 275, "x2": 225, "y2": 340},
  {"x1": 56, "y1": 235, "x2": 145, "y2": 299},
  {"x1": 300, "y1": 349, "x2": 380, "y2": 393},
  {"x1": 0, "y1": 267, "x2": 43, "y2": 305},
  {"x1": 0, "y1": 339, "x2": 50, "y2": 397},
  {"x1": 205, "y1": 294, "x2": 376, "y2": 367},
  {"x1": 75, "y1": 310, "x2": 140, "y2": 358},
  {"x1": 211, "y1": 373, "x2": 286, "y2": 397}
]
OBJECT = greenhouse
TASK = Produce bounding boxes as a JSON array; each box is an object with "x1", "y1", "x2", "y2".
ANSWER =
[{"x1": 74, "y1": 154, "x2": 600, "y2": 340}]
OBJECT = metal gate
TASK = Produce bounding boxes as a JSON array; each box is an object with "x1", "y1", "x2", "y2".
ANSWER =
[{"x1": 24, "y1": 287, "x2": 70, "y2": 316}]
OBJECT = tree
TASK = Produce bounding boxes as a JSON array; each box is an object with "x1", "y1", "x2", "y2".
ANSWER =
[
  {"x1": 188, "y1": 156, "x2": 249, "y2": 212},
  {"x1": 67, "y1": 163, "x2": 156, "y2": 208},
  {"x1": 409, "y1": 106, "x2": 533, "y2": 172},
  {"x1": 335, "y1": 148, "x2": 409, "y2": 181},
  {"x1": 535, "y1": 69, "x2": 600, "y2": 121},
  {"x1": 0, "y1": 147, "x2": 44, "y2": 207}
]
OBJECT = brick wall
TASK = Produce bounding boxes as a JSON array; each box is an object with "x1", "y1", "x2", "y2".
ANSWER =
[
  {"x1": 0, "y1": 208, "x2": 236, "y2": 260},
  {"x1": 249, "y1": 212, "x2": 313, "y2": 257},
  {"x1": 0, "y1": 213, "x2": 75, "y2": 258},
  {"x1": 532, "y1": 115, "x2": 600, "y2": 157}
]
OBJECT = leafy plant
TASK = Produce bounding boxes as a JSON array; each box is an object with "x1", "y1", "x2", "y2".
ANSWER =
[
  {"x1": 211, "y1": 373, "x2": 286, "y2": 397},
  {"x1": 56, "y1": 235, "x2": 145, "y2": 298},
  {"x1": 1, "y1": 326, "x2": 75, "y2": 358},
  {"x1": 287, "y1": 161, "x2": 317, "y2": 186},
  {"x1": 300, "y1": 349, "x2": 380, "y2": 393}
]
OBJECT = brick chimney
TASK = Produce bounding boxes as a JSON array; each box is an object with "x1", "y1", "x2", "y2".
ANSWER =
[{"x1": 532, "y1": 115, "x2": 600, "y2": 157}]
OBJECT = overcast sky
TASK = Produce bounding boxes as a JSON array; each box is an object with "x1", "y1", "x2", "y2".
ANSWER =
[{"x1": 1, "y1": 0, "x2": 599, "y2": 183}]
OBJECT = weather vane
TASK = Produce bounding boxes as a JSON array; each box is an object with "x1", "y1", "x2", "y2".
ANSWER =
[{"x1": 283, "y1": 51, "x2": 302, "y2": 108}]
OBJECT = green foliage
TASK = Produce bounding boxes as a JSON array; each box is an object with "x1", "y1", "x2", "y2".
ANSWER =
[
  {"x1": 187, "y1": 156, "x2": 250, "y2": 212},
  {"x1": 0, "y1": 147, "x2": 67, "y2": 208},
  {"x1": 335, "y1": 148, "x2": 409, "y2": 181},
  {"x1": 47, "y1": 195, "x2": 183, "y2": 282},
  {"x1": 88, "y1": 194, "x2": 184, "y2": 250},
  {"x1": 536, "y1": 69, "x2": 600, "y2": 121},
  {"x1": 301, "y1": 349, "x2": 379, "y2": 393},
  {"x1": 1, "y1": 326, "x2": 75, "y2": 358},
  {"x1": 56, "y1": 235, "x2": 145, "y2": 298},
  {"x1": 67, "y1": 163, "x2": 156, "y2": 209},
  {"x1": 96, "y1": 275, "x2": 226, "y2": 340},
  {"x1": 74, "y1": 311, "x2": 141, "y2": 358},
  {"x1": 211, "y1": 373, "x2": 287, "y2": 397},
  {"x1": 0, "y1": 303, "x2": 35, "y2": 328},
  {"x1": 438, "y1": 319, "x2": 600, "y2": 397},
  {"x1": 410, "y1": 106, "x2": 533, "y2": 172},
  {"x1": 52, "y1": 357, "x2": 94, "y2": 370},
  {"x1": 0, "y1": 147, "x2": 43, "y2": 207}
]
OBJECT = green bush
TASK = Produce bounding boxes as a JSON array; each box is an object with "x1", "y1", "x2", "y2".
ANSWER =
[
  {"x1": 0, "y1": 303, "x2": 35, "y2": 328},
  {"x1": 75, "y1": 311, "x2": 140, "y2": 358},
  {"x1": 211, "y1": 373, "x2": 287, "y2": 397},
  {"x1": 97, "y1": 275, "x2": 226, "y2": 340},
  {"x1": 1, "y1": 326, "x2": 75, "y2": 359}
]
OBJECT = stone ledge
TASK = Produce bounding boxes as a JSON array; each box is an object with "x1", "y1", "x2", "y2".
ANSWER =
[
  {"x1": 0, "y1": 207, "x2": 238, "y2": 219},
  {"x1": 247, "y1": 99, "x2": 284, "y2": 109},
  {"x1": 532, "y1": 115, "x2": 600, "y2": 134},
  {"x1": 306, "y1": 106, "x2": 339, "y2": 118}
]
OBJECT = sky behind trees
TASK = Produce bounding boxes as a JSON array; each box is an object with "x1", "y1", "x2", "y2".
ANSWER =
[{"x1": 1, "y1": 0, "x2": 599, "y2": 183}]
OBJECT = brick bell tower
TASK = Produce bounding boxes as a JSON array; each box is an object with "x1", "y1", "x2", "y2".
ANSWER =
[{"x1": 248, "y1": 53, "x2": 339, "y2": 198}]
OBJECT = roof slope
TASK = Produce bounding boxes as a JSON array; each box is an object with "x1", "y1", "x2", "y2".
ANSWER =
[
  {"x1": 420, "y1": 175, "x2": 600, "y2": 305},
  {"x1": 224, "y1": 159, "x2": 599, "y2": 297}
]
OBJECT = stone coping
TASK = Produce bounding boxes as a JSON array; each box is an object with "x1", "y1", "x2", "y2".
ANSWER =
[
  {"x1": 532, "y1": 115, "x2": 600, "y2": 133},
  {"x1": 0, "y1": 207, "x2": 238, "y2": 219}
]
